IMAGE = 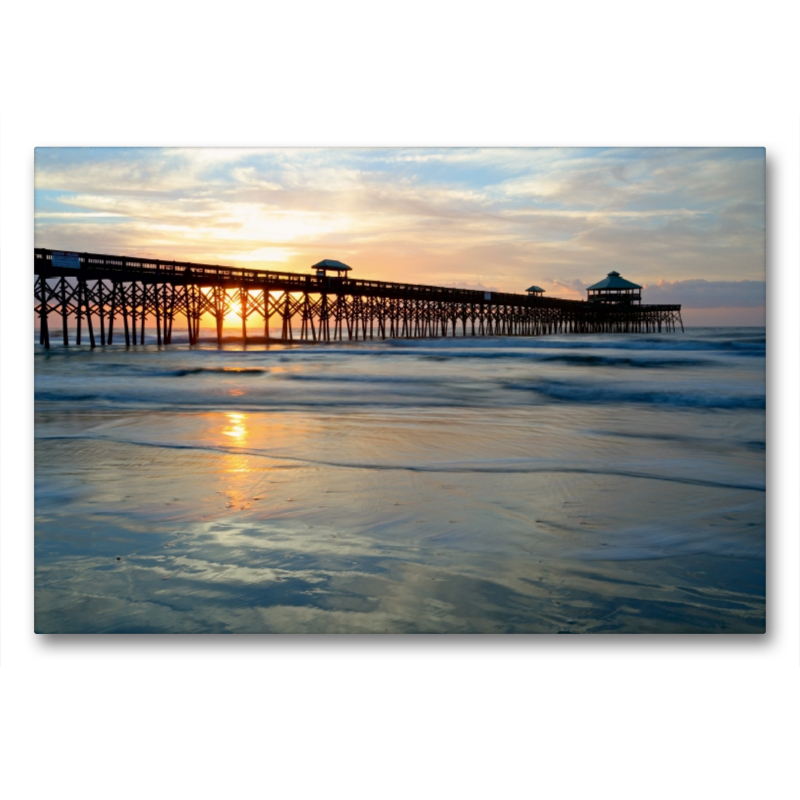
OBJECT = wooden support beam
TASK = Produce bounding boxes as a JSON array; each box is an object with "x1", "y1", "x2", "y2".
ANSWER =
[
  {"x1": 108, "y1": 281, "x2": 117, "y2": 344},
  {"x1": 81, "y1": 280, "x2": 96, "y2": 348}
]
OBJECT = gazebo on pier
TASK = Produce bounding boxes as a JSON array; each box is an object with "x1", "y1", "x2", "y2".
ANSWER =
[
  {"x1": 312, "y1": 259, "x2": 352, "y2": 278},
  {"x1": 526, "y1": 285, "x2": 545, "y2": 297},
  {"x1": 587, "y1": 271, "x2": 642, "y2": 305}
]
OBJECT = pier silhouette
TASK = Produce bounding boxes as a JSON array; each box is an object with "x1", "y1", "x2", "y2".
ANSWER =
[{"x1": 34, "y1": 248, "x2": 683, "y2": 349}]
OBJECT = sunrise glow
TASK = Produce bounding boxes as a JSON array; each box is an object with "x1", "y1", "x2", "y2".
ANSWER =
[{"x1": 34, "y1": 147, "x2": 766, "y2": 325}]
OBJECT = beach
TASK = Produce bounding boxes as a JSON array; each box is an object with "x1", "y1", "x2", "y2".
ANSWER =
[{"x1": 34, "y1": 327, "x2": 765, "y2": 633}]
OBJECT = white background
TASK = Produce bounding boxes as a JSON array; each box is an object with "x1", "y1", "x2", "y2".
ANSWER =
[{"x1": 1, "y1": 2, "x2": 798, "y2": 798}]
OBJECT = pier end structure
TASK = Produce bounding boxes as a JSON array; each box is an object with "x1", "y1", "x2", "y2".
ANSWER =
[{"x1": 587, "y1": 271, "x2": 642, "y2": 305}]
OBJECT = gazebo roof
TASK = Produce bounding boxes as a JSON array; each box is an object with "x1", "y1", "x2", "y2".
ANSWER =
[
  {"x1": 526, "y1": 285, "x2": 545, "y2": 293},
  {"x1": 312, "y1": 259, "x2": 352, "y2": 272},
  {"x1": 587, "y1": 271, "x2": 641, "y2": 290}
]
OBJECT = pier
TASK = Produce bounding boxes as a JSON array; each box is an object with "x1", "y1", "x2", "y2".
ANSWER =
[{"x1": 34, "y1": 248, "x2": 683, "y2": 349}]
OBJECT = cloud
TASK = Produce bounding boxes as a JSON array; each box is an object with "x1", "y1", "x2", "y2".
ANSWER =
[
  {"x1": 34, "y1": 147, "x2": 765, "y2": 297},
  {"x1": 546, "y1": 277, "x2": 589, "y2": 300},
  {"x1": 448, "y1": 280, "x2": 500, "y2": 292},
  {"x1": 642, "y1": 279, "x2": 765, "y2": 308}
]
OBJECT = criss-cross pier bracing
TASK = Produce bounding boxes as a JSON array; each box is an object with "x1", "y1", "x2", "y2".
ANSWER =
[{"x1": 34, "y1": 248, "x2": 683, "y2": 349}]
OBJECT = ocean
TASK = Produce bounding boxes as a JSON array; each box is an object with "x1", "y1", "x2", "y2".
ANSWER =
[{"x1": 34, "y1": 327, "x2": 766, "y2": 633}]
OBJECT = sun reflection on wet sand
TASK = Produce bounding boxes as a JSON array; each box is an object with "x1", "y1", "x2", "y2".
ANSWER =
[
  {"x1": 222, "y1": 412, "x2": 248, "y2": 444},
  {"x1": 220, "y1": 414, "x2": 254, "y2": 509},
  {"x1": 220, "y1": 453, "x2": 255, "y2": 510}
]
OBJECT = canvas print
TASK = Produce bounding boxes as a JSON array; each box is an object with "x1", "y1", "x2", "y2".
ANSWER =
[{"x1": 34, "y1": 147, "x2": 766, "y2": 633}]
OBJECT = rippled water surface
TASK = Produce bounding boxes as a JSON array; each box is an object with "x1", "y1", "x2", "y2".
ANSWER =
[{"x1": 34, "y1": 328, "x2": 765, "y2": 633}]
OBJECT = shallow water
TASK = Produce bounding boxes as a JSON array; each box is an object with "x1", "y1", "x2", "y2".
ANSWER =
[{"x1": 34, "y1": 327, "x2": 765, "y2": 633}]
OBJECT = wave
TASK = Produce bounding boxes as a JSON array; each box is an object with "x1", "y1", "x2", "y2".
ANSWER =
[
  {"x1": 505, "y1": 380, "x2": 765, "y2": 410},
  {"x1": 273, "y1": 338, "x2": 764, "y2": 359},
  {"x1": 35, "y1": 434, "x2": 767, "y2": 492},
  {"x1": 36, "y1": 360, "x2": 270, "y2": 378},
  {"x1": 379, "y1": 335, "x2": 764, "y2": 355},
  {"x1": 535, "y1": 355, "x2": 711, "y2": 368},
  {"x1": 588, "y1": 429, "x2": 766, "y2": 451},
  {"x1": 34, "y1": 376, "x2": 765, "y2": 411},
  {"x1": 37, "y1": 352, "x2": 722, "y2": 377},
  {"x1": 34, "y1": 332, "x2": 765, "y2": 360},
  {"x1": 169, "y1": 367, "x2": 267, "y2": 376},
  {"x1": 34, "y1": 328, "x2": 765, "y2": 413}
]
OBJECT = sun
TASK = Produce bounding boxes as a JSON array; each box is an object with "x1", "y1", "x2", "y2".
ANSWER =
[{"x1": 198, "y1": 287, "x2": 250, "y2": 325}]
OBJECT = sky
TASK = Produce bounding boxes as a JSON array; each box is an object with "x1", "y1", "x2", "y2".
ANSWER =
[{"x1": 34, "y1": 147, "x2": 766, "y2": 325}]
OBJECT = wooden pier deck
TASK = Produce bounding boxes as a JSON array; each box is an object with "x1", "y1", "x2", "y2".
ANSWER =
[{"x1": 34, "y1": 248, "x2": 683, "y2": 348}]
